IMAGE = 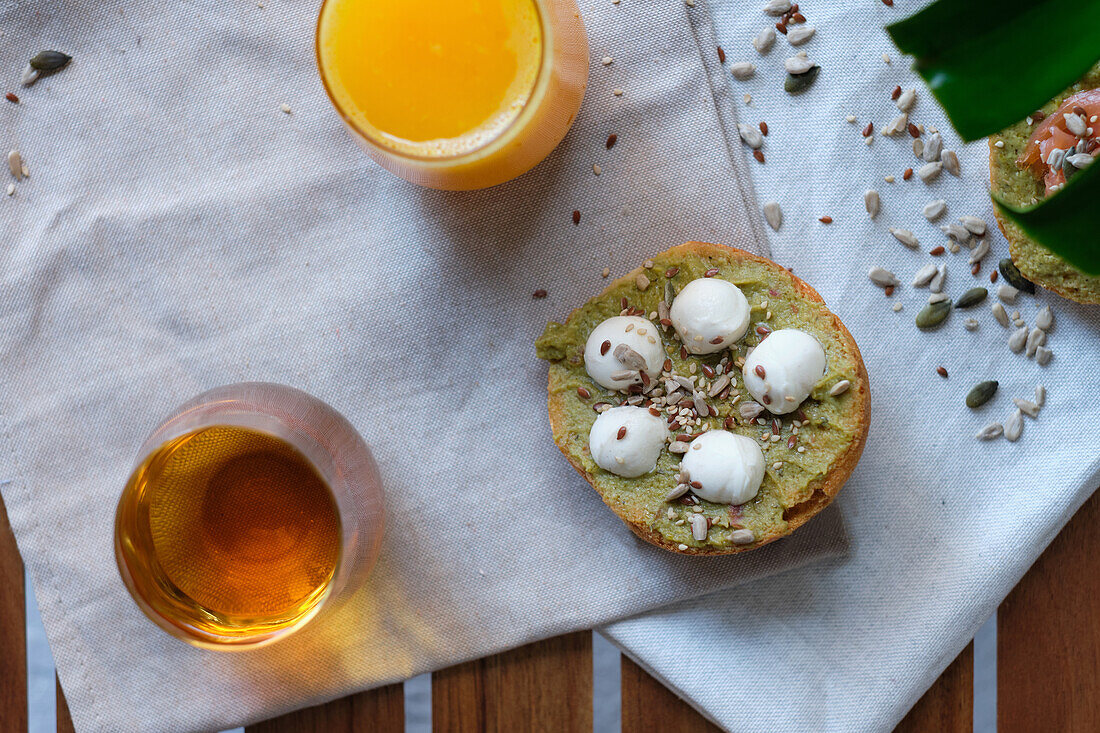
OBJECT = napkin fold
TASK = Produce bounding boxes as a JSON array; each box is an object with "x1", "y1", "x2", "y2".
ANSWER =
[
  {"x1": 0, "y1": 1, "x2": 845, "y2": 730},
  {"x1": 605, "y1": 1, "x2": 1100, "y2": 730}
]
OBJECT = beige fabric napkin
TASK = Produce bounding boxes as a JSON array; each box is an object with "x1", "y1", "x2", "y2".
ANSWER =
[{"x1": 0, "y1": 0, "x2": 846, "y2": 730}]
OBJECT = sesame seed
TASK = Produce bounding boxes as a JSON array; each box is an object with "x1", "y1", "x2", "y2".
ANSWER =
[
  {"x1": 613, "y1": 88, "x2": 623, "y2": 96},
  {"x1": 593, "y1": 164, "x2": 601, "y2": 176},
  {"x1": 279, "y1": 103, "x2": 292, "y2": 114},
  {"x1": 601, "y1": 56, "x2": 613, "y2": 65},
  {"x1": 994, "y1": 140, "x2": 1004, "y2": 148},
  {"x1": 884, "y1": 175, "x2": 895, "y2": 183},
  {"x1": 601, "y1": 267, "x2": 610, "y2": 278}
]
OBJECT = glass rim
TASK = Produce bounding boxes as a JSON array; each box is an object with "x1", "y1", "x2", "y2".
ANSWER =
[{"x1": 314, "y1": 0, "x2": 553, "y2": 164}]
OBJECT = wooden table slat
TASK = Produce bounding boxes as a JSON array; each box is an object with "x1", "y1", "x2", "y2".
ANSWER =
[
  {"x1": 433, "y1": 631, "x2": 592, "y2": 733},
  {"x1": 245, "y1": 684, "x2": 404, "y2": 733},
  {"x1": 56, "y1": 676, "x2": 75, "y2": 733},
  {"x1": 998, "y1": 487, "x2": 1100, "y2": 733},
  {"x1": 621, "y1": 657, "x2": 720, "y2": 733},
  {"x1": 894, "y1": 642, "x2": 973, "y2": 733},
  {"x1": 0, "y1": 492, "x2": 27, "y2": 733}
]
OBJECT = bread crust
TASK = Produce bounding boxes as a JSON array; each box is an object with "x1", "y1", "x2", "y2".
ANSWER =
[{"x1": 546, "y1": 241, "x2": 870, "y2": 555}]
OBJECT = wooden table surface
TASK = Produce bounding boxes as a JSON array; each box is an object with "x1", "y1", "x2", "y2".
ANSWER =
[{"x1": 3, "y1": 488, "x2": 1097, "y2": 732}]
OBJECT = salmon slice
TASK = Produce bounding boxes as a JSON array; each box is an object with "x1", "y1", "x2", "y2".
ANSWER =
[{"x1": 1018, "y1": 89, "x2": 1100, "y2": 195}]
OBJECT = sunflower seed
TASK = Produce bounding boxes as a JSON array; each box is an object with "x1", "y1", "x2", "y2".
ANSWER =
[
  {"x1": 1046, "y1": 148, "x2": 1067, "y2": 171},
  {"x1": 959, "y1": 216, "x2": 987, "y2": 236},
  {"x1": 784, "y1": 54, "x2": 815, "y2": 74},
  {"x1": 955, "y1": 287, "x2": 987, "y2": 309},
  {"x1": 7, "y1": 150, "x2": 22, "y2": 180},
  {"x1": 763, "y1": 0, "x2": 791, "y2": 14},
  {"x1": 929, "y1": 264, "x2": 947, "y2": 293},
  {"x1": 991, "y1": 302, "x2": 1010, "y2": 327},
  {"x1": 787, "y1": 25, "x2": 816, "y2": 45},
  {"x1": 738, "y1": 123, "x2": 764, "y2": 148},
  {"x1": 882, "y1": 113, "x2": 909, "y2": 136},
  {"x1": 895, "y1": 87, "x2": 916, "y2": 112},
  {"x1": 1013, "y1": 398, "x2": 1040, "y2": 418},
  {"x1": 784, "y1": 65, "x2": 820, "y2": 93},
  {"x1": 997, "y1": 284, "x2": 1020, "y2": 304},
  {"x1": 610, "y1": 369, "x2": 640, "y2": 382},
  {"x1": 1004, "y1": 409, "x2": 1023, "y2": 442},
  {"x1": 922, "y1": 199, "x2": 946, "y2": 221},
  {"x1": 690, "y1": 513, "x2": 708, "y2": 541},
  {"x1": 669, "y1": 441, "x2": 690, "y2": 454},
  {"x1": 968, "y1": 239, "x2": 990, "y2": 264},
  {"x1": 739, "y1": 401, "x2": 765, "y2": 421},
  {"x1": 941, "y1": 150, "x2": 961, "y2": 176},
  {"x1": 1066, "y1": 152, "x2": 1093, "y2": 169},
  {"x1": 964, "y1": 318, "x2": 979, "y2": 331},
  {"x1": 916, "y1": 300, "x2": 951, "y2": 329},
  {"x1": 753, "y1": 27, "x2": 777, "y2": 53},
  {"x1": 998, "y1": 258, "x2": 1035, "y2": 293},
  {"x1": 691, "y1": 391, "x2": 708, "y2": 416},
  {"x1": 941, "y1": 223, "x2": 970, "y2": 243},
  {"x1": 1007, "y1": 326, "x2": 1028, "y2": 353},
  {"x1": 890, "y1": 227, "x2": 919, "y2": 248},
  {"x1": 1035, "y1": 385, "x2": 1046, "y2": 406},
  {"x1": 928, "y1": 292, "x2": 949, "y2": 304},
  {"x1": 761, "y1": 201, "x2": 784, "y2": 231},
  {"x1": 708, "y1": 374, "x2": 731, "y2": 398},
  {"x1": 1035, "y1": 305, "x2": 1053, "y2": 331},
  {"x1": 966, "y1": 380, "x2": 998, "y2": 408},
  {"x1": 730, "y1": 529, "x2": 755, "y2": 545},
  {"x1": 664, "y1": 483, "x2": 690, "y2": 501},
  {"x1": 828, "y1": 379, "x2": 850, "y2": 396},
  {"x1": 1036, "y1": 346, "x2": 1053, "y2": 365},
  {"x1": 923, "y1": 132, "x2": 942, "y2": 162},
  {"x1": 977, "y1": 423, "x2": 1003, "y2": 440},
  {"x1": 912, "y1": 263, "x2": 937, "y2": 287},
  {"x1": 917, "y1": 161, "x2": 943, "y2": 182},
  {"x1": 861, "y1": 190, "x2": 881, "y2": 219},
  {"x1": 912, "y1": 138, "x2": 925, "y2": 159},
  {"x1": 614, "y1": 344, "x2": 647, "y2": 370},
  {"x1": 635, "y1": 273, "x2": 651, "y2": 291},
  {"x1": 869, "y1": 266, "x2": 900, "y2": 287},
  {"x1": 731, "y1": 62, "x2": 756, "y2": 80},
  {"x1": 1064, "y1": 112, "x2": 1087, "y2": 137},
  {"x1": 673, "y1": 375, "x2": 694, "y2": 391},
  {"x1": 1025, "y1": 327, "x2": 1046, "y2": 357}
]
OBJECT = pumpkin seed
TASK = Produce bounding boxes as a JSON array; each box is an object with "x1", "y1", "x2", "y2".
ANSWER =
[
  {"x1": 29, "y1": 50, "x2": 72, "y2": 72},
  {"x1": 998, "y1": 258, "x2": 1035, "y2": 293},
  {"x1": 915, "y1": 300, "x2": 951, "y2": 329},
  {"x1": 784, "y1": 65, "x2": 819, "y2": 94},
  {"x1": 976, "y1": 423, "x2": 1003, "y2": 440},
  {"x1": 1004, "y1": 409, "x2": 1023, "y2": 442},
  {"x1": 954, "y1": 287, "x2": 987, "y2": 309},
  {"x1": 965, "y1": 380, "x2": 998, "y2": 408}
]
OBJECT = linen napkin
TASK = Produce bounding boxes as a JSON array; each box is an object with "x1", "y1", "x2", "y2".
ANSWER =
[
  {"x1": 0, "y1": 0, "x2": 848, "y2": 730},
  {"x1": 604, "y1": 1, "x2": 1100, "y2": 730}
]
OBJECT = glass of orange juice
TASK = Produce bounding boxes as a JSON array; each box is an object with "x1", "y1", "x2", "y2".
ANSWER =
[{"x1": 316, "y1": 0, "x2": 588, "y2": 190}]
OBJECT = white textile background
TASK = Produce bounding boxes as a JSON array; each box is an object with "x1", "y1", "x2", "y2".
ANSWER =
[
  {"x1": 0, "y1": 1, "x2": 849, "y2": 731},
  {"x1": 605, "y1": 1, "x2": 1100, "y2": 731}
]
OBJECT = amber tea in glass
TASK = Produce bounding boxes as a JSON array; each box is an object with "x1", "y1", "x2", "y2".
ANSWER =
[{"x1": 115, "y1": 383, "x2": 384, "y2": 649}]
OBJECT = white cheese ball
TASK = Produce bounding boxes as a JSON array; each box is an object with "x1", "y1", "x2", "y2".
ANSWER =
[
  {"x1": 589, "y1": 406, "x2": 669, "y2": 478},
  {"x1": 680, "y1": 430, "x2": 765, "y2": 505},
  {"x1": 742, "y1": 329, "x2": 827, "y2": 415},
  {"x1": 669, "y1": 278, "x2": 751, "y2": 354},
  {"x1": 583, "y1": 316, "x2": 665, "y2": 391}
]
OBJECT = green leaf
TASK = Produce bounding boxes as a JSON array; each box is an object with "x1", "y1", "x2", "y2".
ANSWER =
[
  {"x1": 993, "y1": 157, "x2": 1100, "y2": 275},
  {"x1": 886, "y1": 0, "x2": 1100, "y2": 141}
]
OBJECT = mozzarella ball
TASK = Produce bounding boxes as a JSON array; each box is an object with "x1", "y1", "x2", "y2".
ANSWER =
[
  {"x1": 583, "y1": 316, "x2": 665, "y2": 391},
  {"x1": 680, "y1": 430, "x2": 765, "y2": 505},
  {"x1": 589, "y1": 406, "x2": 669, "y2": 478},
  {"x1": 742, "y1": 329, "x2": 827, "y2": 415},
  {"x1": 669, "y1": 278, "x2": 751, "y2": 354}
]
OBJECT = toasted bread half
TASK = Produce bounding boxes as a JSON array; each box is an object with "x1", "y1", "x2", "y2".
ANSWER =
[
  {"x1": 989, "y1": 65, "x2": 1100, "y2": 304},
  {"x1": 536, "y1": 242, "x2": 870, "y2": 555}
]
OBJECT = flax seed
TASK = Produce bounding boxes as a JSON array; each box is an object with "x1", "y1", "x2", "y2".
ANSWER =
[
  {"x1": 819, "y1": 216, "x2": 833, "y2": 224},
  {"x1": 601, "y1": 340, "x2": 611, "y2": 355},
  {"x1": 704, "y1": 268, "x2": 719, "y2": 277},
  {"x1": 862, "y1": 122, "x2": 873, "y2": 137},
  {"x1": 617, "y1": 426, "x2": 627, "y2": 440},
  {"x1": 907, "y1": 122, "x2": 920, "y2": 138},
  {"x1": 606, "y1": 134, "x2": 617, "y2": 150},
  {"x1": 752, "y1": 149, "x2": 765, "y2": 163},
  {"x1": 578, "y1": 387, "x2": 591, "y2": 399},
  {"x1": 759, "y1": 120, "x2": 769, "y2": 136},
  {"x1": 936, "y1": 366, "x2": 947, "y2": 378},
  {"x1": 903, "y1": 167, "x2": 913, "y2": 180},
  {"x1": 930, "y1": 246, "x2": 945, "y2": 256},
  {"x1": 572, "y1": 210, "x2": 581, "y2": 225},
  {"x1": 717, "y1": 46, "x2": 726, "y2": 63}
]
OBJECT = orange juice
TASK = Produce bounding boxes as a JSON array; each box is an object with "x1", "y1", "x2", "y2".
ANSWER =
[{"x1": 317, "y1": 0, "x2": 587, "y2": 190}]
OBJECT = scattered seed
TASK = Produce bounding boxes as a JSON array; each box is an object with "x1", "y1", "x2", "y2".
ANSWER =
[
  {"x1": 20, "y1": 66, "x2": 39, "y2": 87},
  {"x1": 861, "y1": 122, "x2": 874, "y2": 137},
  {"x1": 1004, "y1": 410, "x2": 1023, "y2": 442},
  {"x1": 929, "y1": 245, "x2": 946, "y2": 256},
  {"x1": 906, "y1": 122, "x2": 920, "y2": 138},
  {"x1": 890, "y1": 228, "x2": 919, "y2": 249},
  {"x1": 883, "y1": 113, "x2": 908, "y2": 136},
  {"x1": 936, "y1": 366, "x2": 948, "y2": 378},
  {"x1": 763, "y1": 0, "x2": 792, "y2": 15},
  {"x1": 601, "y1": 339, "x2": 611, "y2": 355},
  {"x1": 991, "y1": 302, "x2": 1010, "y2": 327},
  {"x1": 1035, "y1": 385, "x2": 1046, "y2": 407},
  {"x1": 577, "y1": 387, "x2": 591, "y2": 399},
  {"x1": 690, "y1": 513, "x2": 708, "y2": 541},
  {"x1": 966, "y1": 380, "x2": 998, "y2": 408},
  {"x1": 930, "y1": 264, "x2": 947, "y2": 293},
  {"x1": 717, "y1": 46, "x2": 726, "y2": 63},
  {"x1": 1007, "y1": 326, "x2": 1028, "y2": 353},
  {"x1": 964, "y1": 318, "x2": 979, "y2": 331},
  {"x1": 753, "y1": 27, "x2": 777, "y2": 53},
  {"x1": 968, "y1": 239, "x2": 990, "y2": 264},
  {"x1": 738, "y1": 123, "x2": 764, "y2": 149},
  {"x1": 917, "y1": 161, "x2": 942, "y2": 182},
  {"x1": 864, "y1": 189, "x2": 881, "y2": 218},
  {"x1": 784, "y1": 65, "x2": 819, "y2": 93},
  {"x1": 704, "y1": 268, "x2": 719, "y2": 278},
  {"x1": 753, "y1": 149, "x2": 766, "y2": 163},
  {"x1": 997, "y1": 284, "x2": 1019, "y2": 304},
  {"x1": 616, "y1": 426, "x2": 627, "y2": 440},
  {"x1": 1036, "y1": 346, "x2": 1053, "y2": 365},
  {"x1": 818, "y1": 215, "x2": 833, "y2": 224},
  {"x1": 606, "y1": 134, "x2": 618, "y2": 150},
  {"x1": 959, "y1": 216, "x2": 987, "y2": 236},
  {"x1": 923, "y1": 132, "x2": 943, "y2": 162},
  {"x1": 763, "y1": 201, "x2": 783, "y2": 231},
  {"x1": 731, "y1": 62, "x2": 757, "y2": 80},
  {"x1": 977, "y1": 423, "x2": 1003, "y2": 440},
  {"x1": 884, "y1": 175, "x2": 896, "y2": 183},
  {"x1": 896, "y1": 88, "x2": 916, "y2": 112},
  {"x1": 921, "y1": 199, "x2": 946, "y2": 221},
  {"x1": 1025, "y1": 327, "x2": 1046, "y2": 358},
  {"x1": 869, "y1": 266, "x2": 900, "y2": 287},
  {"x1": 29, "y1": 50, "x2": 72, "y2": 72},
  {"x1": 786, "y1": 24, "x2": 816, "y2": 45},
  {"x1": 1014, "y1": 398, "x2": 1040, "y2": 418},
  {"x1": 955, "y1": 287, "x2": 987, "y2": 309},
  {"x1": 912, "y1": 263, "x2": 937, "y2": 287},
  {"x1": 998, "y1": 259, "x2": 1034, "y2": 294},
  {"x1": 532, "y1": 289, "x2": 547, "y2": 299},
  {"x1": 916, "y1": 300, "x2": 951, "y2": 329},
  {"x1": 928, "y1": 293, "x2": 949, "y2": 304},
  {"x1": 4, "y1": 92, "x2": 17, "y2": 104},
  {"x1": 941, "y1": 150, "x2": 961, "y2": 176},
  {"x1": 572, "y1": 210, "x2": 581, "y2": 225},
  {"x1": 1035, "y1": 305, "x2": 1053, "y2": 331}
]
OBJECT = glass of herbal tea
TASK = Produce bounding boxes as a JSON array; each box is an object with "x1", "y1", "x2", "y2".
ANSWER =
[{"x1": 114, "y1": 383, "x2": 384, "y2": 649}]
